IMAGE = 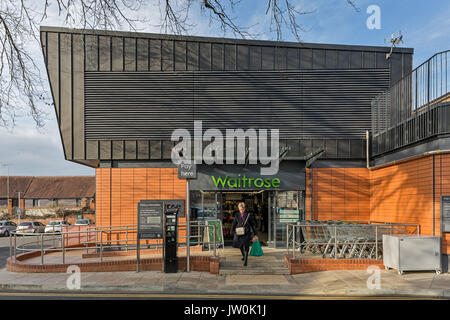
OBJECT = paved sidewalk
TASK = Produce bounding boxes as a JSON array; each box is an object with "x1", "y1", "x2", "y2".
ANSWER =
[{"x1": 0, "y1": 267, "x2": 450, "y2": 298}]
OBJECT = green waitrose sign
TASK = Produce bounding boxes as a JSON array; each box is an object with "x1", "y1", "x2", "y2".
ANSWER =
[{"x1": 211, "y1": 174, "x2": 280, "y2": 189}]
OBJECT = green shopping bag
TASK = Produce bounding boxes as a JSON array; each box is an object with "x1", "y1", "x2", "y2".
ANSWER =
[{"x1": 249, "y1": 239, "x2": 264, "y2": 256}]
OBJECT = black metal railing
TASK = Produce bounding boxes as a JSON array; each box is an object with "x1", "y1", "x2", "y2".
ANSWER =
[{"x1": 371, "y1": 50, "x2": 450, "y2": 155}]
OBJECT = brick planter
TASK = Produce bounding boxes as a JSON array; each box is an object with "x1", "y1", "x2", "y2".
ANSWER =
[{"x1": 284, "y1": 254, "x2": 384, "y2": 274}]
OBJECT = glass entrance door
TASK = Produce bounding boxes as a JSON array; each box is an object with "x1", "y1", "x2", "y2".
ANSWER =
[{"x1": 271, "y1": 191, "x2": 304, "y2": 248}]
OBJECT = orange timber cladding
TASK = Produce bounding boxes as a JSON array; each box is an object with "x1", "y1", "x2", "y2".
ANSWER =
[{"x1": 96, "y1": 153, "x2": 450, "y2": 254}]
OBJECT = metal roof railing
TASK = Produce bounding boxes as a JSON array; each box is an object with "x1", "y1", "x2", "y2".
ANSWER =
[{"x1": 372, "y1": 50, "x2": 449, "y2": 135}]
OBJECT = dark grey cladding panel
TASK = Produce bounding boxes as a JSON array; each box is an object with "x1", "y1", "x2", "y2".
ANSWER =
[
  {"x1": 300, "y1": 48, "x2": 312, "y2": 69},
  {"x1": 312, "y1": 49, "x2": 325, "y2": 69},
  {"x1": 125, "y1": 140, "x2": 137, "y2": 159},
  {"x1": 324, "y1": 139, "x2": 337, "y2": 158},
  {"x1": 287, "y1": 48, "x2": 299, "y2": 70},
  {"x1": 310, "y1": 160, "x2": 366, "y2": 168},
  {"x1": 92, "y1": 138, "x2": 365, "y2": 160},
  {"x1": 137, "y1": 140, "x2": 149, "y2": 159},
  {"x1": 376, "y1": 52, "x2": 389, "y2": 68},
  {"x1": 84, "y1": 70, "x2": 389, "y2": 141},
  {"x1": 389, "y1": 53, "x2": 403, "y2": 84},
  {"x1": 112, "y1": 140, "x2": 124, "y2": 159},
  {"x1": 363, "y1": 52, "x2": 376, "y2": 69},
  {"x1": 249, "y1": 46, "x2": 261, "y2": 70},
  {"x1": 276, "y1": 47, "x2": 287, "y2": 70},
  {"x1": 100, "y1": 140, "x2": 111, "y2": 159},
  {"x1": 187, "y1": 41, "x2": 198, "y2": 70},
  {"x1": 162, "y1": 140, "x2": 173, "y2": 159},
  {"x1": 99, "y1": 36, "x2": 111, "y2": 71},
  {"x1": 350, "y1": 51, "x2": 362, "y2": 69},
  {"x1": 124, "y1": 37, "x2": 136, "y2": 71},
  {"x1": 73, "y1": 33, "x2": 85, "y2": 159},
  {"x1": 199, "y1": 42, "x2": 211, "y2": 71},
  {"x1": 261, "y1": 46, "x2": 274, "y2": 70},
  {"x1": 150, "y1": 39, "x2": 161, "y2": 71},
  {"x1": 60, "y1": 33, "x2": 72, "y2": 159},
  {"x1": 212, "y1": 43, "x2": 224, "y2": 70},
  {"x1": 338, "y1": 50, "x2": 350, "y2": 69},
  {"x1": 111, "y1": 37, "x2": 123, "y2": 71},
  {"x1": 85, "y1": 35, "x2": 98, "y2": 71},
  {"x1": 137, "y1": 38, "x2": 149, "y2": 71},
  {"x1": 236, "y1": 45, "x2": 249, "y2": 70},
  {"x1": 224, "y1": 44, "x2": 236, "y2": 70},
  {"x1": 325, "y1": 50, "x2": 338, "y2": 69},
  {"x1": 150, "y1": 140, "x2": 162, "y2": 159},
  {"x1": 86, "y1": 140, "x2": 98, "y2": 159},
  {"x1": 350, "y1": 139, "x2": 364, "y2": 158},
  {"x1": 337, "y1": 140, "x2": 350, "y2": 158},
  {"x1": 162, "y1": 40, "x2": 174, "y2": 71},
  {"x1": 175, "y1": 41, "x2": 187, "y2": 71},
  {"x1": 190, "y1": 162, "x2": 306, "y2": 191}
]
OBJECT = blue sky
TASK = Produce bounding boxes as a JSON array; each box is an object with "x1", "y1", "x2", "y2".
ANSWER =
[{"x1": 0, "y1": 0, "x2": 449, "y2": 176}]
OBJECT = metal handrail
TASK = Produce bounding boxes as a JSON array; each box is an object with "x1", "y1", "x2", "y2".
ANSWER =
[
  {"x1": 286, "y1": 221, "x2": 420, "y2": 260},
  {"x1": 372, "y1": 50, "x2": 449, "y2": 135},
  {"x1": 9, "y1": 222, "x2": 219, "y2": 266}
]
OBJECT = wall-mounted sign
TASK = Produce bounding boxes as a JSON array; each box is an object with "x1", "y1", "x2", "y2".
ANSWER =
[
  {"x1": 189, "y1": 162, "x2": 305, "y2": 191},
  {"x1": 178, "y1": 161, "x2": 197, "y2": 179},
  {"x1": 441, "y1": 196, "x2": 450, "y2": 233},
  {"x1": 279, "y1": 208, "x2": 300, "y2": 223},
  {"x1": 138, "y1": 200, "x2": 164, "y2": 239},
  {"x1": 211, "y1": 174, "x2": 280, "y2": 189}
]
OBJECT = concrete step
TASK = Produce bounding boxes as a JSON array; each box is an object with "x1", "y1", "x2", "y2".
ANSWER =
[
  {"x1": 219, "y1": 267, "x2": 291, "y2": 275},
  {"x1": 220, "y1": 261, "x2": 287, "y2": 268}
]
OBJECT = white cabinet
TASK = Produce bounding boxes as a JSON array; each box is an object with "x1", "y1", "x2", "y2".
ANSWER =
[{"x1": 383, "y1": 235, "x2": 441, "y2": 275}]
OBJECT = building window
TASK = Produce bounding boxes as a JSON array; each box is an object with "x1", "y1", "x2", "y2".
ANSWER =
[
  {"x1": 25, "y1": 199, "x2": 34, "y2": 208},
  {"x1": 57, "y1": 199, "x2": 78, "y2": 207},
  {"x1": 38, "y1": 199, "x2": 52, "y2": 207},
  {"x1": 0, "y1": 199, "x2": 7, "y2": 207}
]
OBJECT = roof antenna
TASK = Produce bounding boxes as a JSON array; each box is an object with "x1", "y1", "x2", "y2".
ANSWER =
[{"x1": 385, "y1": 31, "x2": 403, "y2": 60}]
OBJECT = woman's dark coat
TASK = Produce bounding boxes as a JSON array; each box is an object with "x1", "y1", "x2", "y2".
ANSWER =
[{"x1": 231, "y1": 211, "x2": 258, "y2": 249}]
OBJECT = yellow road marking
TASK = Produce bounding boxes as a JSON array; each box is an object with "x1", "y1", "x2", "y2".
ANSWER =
[{"x1": 0, "y1": 291, "x2": 444, "y2": 300}]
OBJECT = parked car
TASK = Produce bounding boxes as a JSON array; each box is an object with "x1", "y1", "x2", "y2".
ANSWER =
[
  {"x1": 74, "y1": 219, "x2": 93, "y2": 226},
  {"x1": 16, "y1": 221, "x2": 46, "y2": 234},
  {"x1": 0, "y1": 220, "x2": 17, "y2": 237},
  {"x1": 44, "y1": 220, "x2": 71, "y2": 233}
]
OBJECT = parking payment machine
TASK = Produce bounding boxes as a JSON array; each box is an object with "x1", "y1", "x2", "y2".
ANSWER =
[
  {"x1": 163, "y1": 201, "x2": 184, "y2": 273},
  {"x1": 164, "y1": 205, "x2": 178, "y2": 273}
]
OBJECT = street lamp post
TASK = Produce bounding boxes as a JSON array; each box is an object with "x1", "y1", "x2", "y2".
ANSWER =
[
  {"x1": 2, "y1": 164, "x2": 11, "y2": 213},
  {"x1": 16, "y1": 191, "x2": 22, "y2": 225}
]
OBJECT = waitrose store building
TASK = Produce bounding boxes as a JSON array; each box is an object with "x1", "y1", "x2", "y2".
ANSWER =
[{"x1": 40, "y1": 26, "x2": 450, "y2": 255}]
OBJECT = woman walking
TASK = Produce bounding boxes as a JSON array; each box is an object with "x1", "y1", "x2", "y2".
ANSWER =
[{"x1": 231, "y1": 202, "x2": 258, "y2": 266}]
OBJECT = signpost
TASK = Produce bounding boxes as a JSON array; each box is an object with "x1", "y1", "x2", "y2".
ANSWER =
[{"x1": 177, "y1": 160, "x2": 196, "y2": 272}]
